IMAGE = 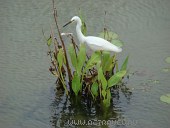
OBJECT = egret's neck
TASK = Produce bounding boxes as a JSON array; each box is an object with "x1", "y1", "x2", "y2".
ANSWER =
[{"x1": 76, "y1": 22, "x2": 85, "y2": 43}]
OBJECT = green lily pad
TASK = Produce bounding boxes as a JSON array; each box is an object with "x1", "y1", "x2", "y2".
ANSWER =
[
  {"x1": 147, "y1": 79, "x2": 159, "y2": 84},
  {"x1": 162, "y1": 68, "x2": 170, "y2": 72},
  {"x1": 99, "y1": 31, "x2": 118, "y2": 40},
  {"x1": 165, "y1": 57, "x2": 170, "y2": 64},
  {"x1": 160, "y1": 94, "x2": 170, "y2": 104},
  {"x1": 111, "y1": 39, "x2": 124, "y2": 47},
  {"x1": 152, "y1": 80, "x2": 159, "y2": 84}
]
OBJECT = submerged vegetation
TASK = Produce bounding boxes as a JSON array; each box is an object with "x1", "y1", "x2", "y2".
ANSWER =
[{"x1": 44, "y1": 1, "x2": 129, "y2": 107}]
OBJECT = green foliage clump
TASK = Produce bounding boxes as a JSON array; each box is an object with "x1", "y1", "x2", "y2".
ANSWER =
[{"x1": 45, "y1": 12, "x2": 129, "y2": 107}]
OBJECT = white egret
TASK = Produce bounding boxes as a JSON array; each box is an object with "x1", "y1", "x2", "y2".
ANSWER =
[{"x1": 63, "y1": 16, "x2": 122, "y2": 53}]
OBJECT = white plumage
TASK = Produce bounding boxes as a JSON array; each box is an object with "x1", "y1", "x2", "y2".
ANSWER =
[{"x1": 63, "y1": 16, "x2": 122, "y2": 53}]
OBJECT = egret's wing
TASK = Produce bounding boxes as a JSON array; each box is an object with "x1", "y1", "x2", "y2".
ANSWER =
[
  {"x1": 85, "y1": 36, "x2": 104, "y2": 46},
  {"x1": 85, "y1": 36, "x2": 122, "y2": 52}
]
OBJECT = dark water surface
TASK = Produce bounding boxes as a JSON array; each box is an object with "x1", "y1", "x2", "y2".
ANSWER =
[{"x1": 0, "y1": 0, "x2": 170, "y2": 128}]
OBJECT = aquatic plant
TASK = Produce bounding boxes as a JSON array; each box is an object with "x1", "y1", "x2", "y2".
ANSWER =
[
  {"x1": 44, "y1": 0, "x2": 129, "y2": 107},
  {"x1": 160, "y1": 94, "x2": 170, "y2": 104}
]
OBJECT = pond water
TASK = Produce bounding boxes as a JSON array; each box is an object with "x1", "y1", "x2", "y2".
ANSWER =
[{"x1": 0, "y1": 0, "x2": 170, "y2": 128}]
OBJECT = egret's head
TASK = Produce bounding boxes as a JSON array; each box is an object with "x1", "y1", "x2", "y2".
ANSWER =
[
  {"x1": 71, "y1": 16, "x2": 81, "y2": 23},
  {"x1": 63, "y1": 16, "x2": 82, "y2": 27}
]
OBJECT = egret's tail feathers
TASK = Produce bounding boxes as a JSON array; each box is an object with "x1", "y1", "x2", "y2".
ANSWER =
[
  {"x1": 109, "y1": 45, "x2": 122, "y2": 53},
  {"x1": 115, "y1": 47, "x2": 122, "y2": 53}
]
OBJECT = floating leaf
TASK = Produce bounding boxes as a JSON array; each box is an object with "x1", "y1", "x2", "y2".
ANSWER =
[
  {"x1": 160, "y1": 94, "x2": 170, "y2": 104},
  {"x1": 98, "y1": 67, "x2": 107, "y2": 90},
  {"x1": 111, "y1": 39, "x2": 124, "y2": 47},
  {"x1": 108, "y1": 70, "x2": 126, "y2": 88},
  {"x1": 91, "y1": 82, "x2": 98, "y2": 97},
  {"x1": 68, "y1": 44, "x2": 77, "y2": 68},
  {"x1": 152, "y1": 80, "x2": 159, "y2": 84},
  {"x1": 165, "y1": 57, "x2": 170, "y2": 64},
  {"x1": 47, "y1": 36, "x2": 52, "y2": 46},
  {"x1": 99, "y1": 31, "x2": 118, "y2": 40},
  {"x1": 147, "y1": 79, "x2": 159, "y2": 84},
  {"x1": 72, "y1": 73, "x2": 81, "y2": 96},
  {"x1": 99, "y1": 30, "x2": 124, "y2": 47},
  {"x1": 162, "y1": 68, "x2": 170, "y2": 72},
  {"x1": 120, "y1": 56, "x2": 129, "y2": 71}
]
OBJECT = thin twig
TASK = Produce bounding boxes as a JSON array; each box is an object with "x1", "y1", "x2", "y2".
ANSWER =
[
  {"x1": 50, "y1": 25, "x2": 58, "y2": 54},
  {"x1": 52, "y1": 0, "x2": 72, "y2": 82}
]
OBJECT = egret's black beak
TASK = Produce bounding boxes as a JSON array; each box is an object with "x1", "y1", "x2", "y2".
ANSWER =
[{"x1": 63, "y1": 20, "x2": 73, "y2": 27}]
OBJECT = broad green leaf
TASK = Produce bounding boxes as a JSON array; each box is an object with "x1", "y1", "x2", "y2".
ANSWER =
[
  {"x1": 120, "y1": 56, "x2": 129, "y2": 71},
  {"x1": 101, "y1": 51, "x2": 110, "y2": 71},
  {"x1": 57, "y1": 49, "x2": 67, "y2": 94},
  {"x1": 107, "y1": 89, "x2": 111, "y2": 101},
  {"x1": 68, "y1": 44, "x2": 77, "y2": 68},
  {"x1": 72, "y1": 73, "x2": 81, "y2": 96},
  {"x1": 99, "y1": 31, "x2": 124, "y2": 47},
  {"x1": 85, "y1": 52, "x2": 101, "y2": 71},
  {"x1": 99, "y1": 31, "x2": 118, "y2": 40},
  {"x1": 96, "y1": 61, "x2": 101, "y2": 70},
  {"x1": 108, "y1": 70, "x2": 126, "y2": 88},
  {"x1": 102, "y1": 90, "x2": 107, "y2": 99},
  {"x1": 104, "y1": 55, "x2": 115, "y2": 72},
  {"x1": 57, "y1": 48, "x2": 64, "y2": 70},
  {"x1": 77, "y1": 44, "x2": 86, "y2": 74},
  {"x1": 106, "y1": 89, "x2": 111, "y2": 107},
  {"x1": 160, "y1": 94, "x2": 170, "y2": 104},
  {"x1": 98, "y1": 67, "x2": 107, "y2": 90},
  {"x1": 111, "y1": 39, "x2": 124, "y2": 47},
  {"x1": 47, "y1": 36, "x2": 52, "y2": 46},
  {"x1": 103, "y1": 89, "x2": 111, "y2": 107},
  {"x1": 102, "y1": 51, "x2": 110, "y2": 62},
  {"x1": 91, "y1": 82, "x2": 98, "y2": 97},
  {"x1": 108, "y1": 32, "x2": 118, "y2": 39}
]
